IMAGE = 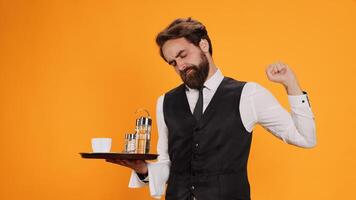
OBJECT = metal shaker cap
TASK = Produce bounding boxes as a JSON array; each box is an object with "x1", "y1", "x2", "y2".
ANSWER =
[
  {"x1": 139, "y1": 116, "x2": 152, "y2": 126},
  {"x1": 127, "y1": 133, "x2": 135, "y2": 140}
]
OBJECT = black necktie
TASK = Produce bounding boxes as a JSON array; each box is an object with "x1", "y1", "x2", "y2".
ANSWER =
[{"x1": 193, "y1": 87, "x2": 203, "y2": 120}]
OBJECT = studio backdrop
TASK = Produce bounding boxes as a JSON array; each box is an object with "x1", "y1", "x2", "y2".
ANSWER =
[{"x1": 0, "y1": 0, "x2": 355, "y2": 199}]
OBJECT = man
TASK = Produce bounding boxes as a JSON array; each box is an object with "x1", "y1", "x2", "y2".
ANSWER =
[{"x1": 106, "y1": 17, "x2": 316, "y2": 200}]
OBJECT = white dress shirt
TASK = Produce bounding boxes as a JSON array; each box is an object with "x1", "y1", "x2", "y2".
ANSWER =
[{"x1": 128, "y1": 69, "x2": 316, "y2": 199}]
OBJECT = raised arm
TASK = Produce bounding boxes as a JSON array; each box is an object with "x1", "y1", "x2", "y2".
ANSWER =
[{"x1": 241, "y1": 62, "x2": 316, "y2": 148}]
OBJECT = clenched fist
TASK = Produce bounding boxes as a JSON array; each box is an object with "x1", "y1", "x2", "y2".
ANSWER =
[{"x1": 266, "y1": 61, "x2": 303, "y2": 95}]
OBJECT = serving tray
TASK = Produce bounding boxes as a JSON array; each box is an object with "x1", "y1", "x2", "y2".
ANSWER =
[{"x1": 80, "y1": 152, "x2": 158, "y2": 160}]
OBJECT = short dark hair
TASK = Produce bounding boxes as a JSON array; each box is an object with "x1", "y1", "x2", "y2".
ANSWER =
[{"x1": 156, "y1": 17, "x2": 213, "y2": 61}]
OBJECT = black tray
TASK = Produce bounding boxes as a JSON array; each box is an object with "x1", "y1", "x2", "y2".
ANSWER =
[{"x1": 80, "y1": 152, "x2": 158, "y2": 160}]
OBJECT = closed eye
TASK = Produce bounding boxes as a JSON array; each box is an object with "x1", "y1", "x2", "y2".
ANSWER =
[{"x1": 167, "y1": 50, "x2": 187, "y2": 67}]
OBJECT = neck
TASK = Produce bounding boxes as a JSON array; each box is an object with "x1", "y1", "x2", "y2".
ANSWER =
[{"x1": 206, "y1": 55, "x2": 218, "y2": 80}]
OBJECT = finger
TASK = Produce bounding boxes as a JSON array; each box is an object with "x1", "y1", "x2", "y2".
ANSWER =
[
  {"x1": 266, "y1": 65, "x2": 274, "y2": 78},
  {"x1": 281, "y1": 65, "x2": 287, "y2": 74},
  {"x1": 280, "y1": 63, "x2": 289, "y2": 75},
  {"x1": 267, "y1": 64, "x2": 276, "y2": 73},
  {"x1": 134, "y1": 160, "x2": 145, "y2": 164},
  {"x1": 276, "y1": 63, "x2": 282, "y2": 72},
  {"x1": 123, "y1": 159, "x2": 143, "y2": 167},
  {"x1": 279, "y1": 62, "x2": 287, "y2": 70},
  {"x1": 273, "y1": 65, "x2": 278, "y2": 74},
  {"x1": 106, "y1": 159, "x2": 128, "y2": 167},
  {"x1": 122, "y1": 160, "x2": 134, "y2": 167},
  {"x1": 122, "y1": 159, "x2": 129, "y2": 165},
  {"x1": 274, "y1": 61, "x2": 284, "y2": 72},
  {"x1": 283, "y1": 62, "x2": 289, "y2": 70},
  {"x1": 106, "y1": 158, "x2": 120, "y2": 163},
  {"x1": 119, "y1": 160, "x2": 131, "y2": 167},
  {"x1": 266, "y1": 65, "x2": 274, "y2": 79}
]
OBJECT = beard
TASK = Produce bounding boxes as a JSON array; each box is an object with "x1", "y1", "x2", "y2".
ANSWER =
[{"x1": 179, "y1": 53, "x2": 209, "y2": 89}]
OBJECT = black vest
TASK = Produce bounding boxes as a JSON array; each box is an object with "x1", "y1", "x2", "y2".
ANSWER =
[{"x1": 163, "y1": 77, "x2": 252, "y2": 200}]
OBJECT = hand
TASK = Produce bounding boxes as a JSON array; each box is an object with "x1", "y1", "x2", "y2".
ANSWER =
[
  {"x1": 106, "y1": 159, "x2": 148, "y2": 174},
  {"x1": 265, "y1": 61, "x2": 303, "y2": 95}
]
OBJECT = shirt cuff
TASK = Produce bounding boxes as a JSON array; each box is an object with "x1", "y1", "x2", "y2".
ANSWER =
[
  {"x1": 288, "y1": 92, "x2": 311, "y2": 108},
  {"x1": 128, "y1": 170, "x2": 148, "y2": 188}
]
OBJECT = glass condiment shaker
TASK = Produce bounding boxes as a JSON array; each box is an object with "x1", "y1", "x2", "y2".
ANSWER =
[
  {"x1": 135, "y1": 109, "x2": 152, "y2": 154},
  {"x1": 127, "y1": 133, "x2": 136, "y2": 153},
  {"x1": 139, "y1": 116, "x2": 152, "y2": 153}
]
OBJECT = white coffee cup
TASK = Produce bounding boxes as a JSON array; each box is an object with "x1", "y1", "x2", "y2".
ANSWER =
[{"x1": 91, "y1": 138, "x2": 112, "y2": 153}]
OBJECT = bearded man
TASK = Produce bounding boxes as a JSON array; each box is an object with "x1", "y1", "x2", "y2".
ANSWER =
[{"x1": 107, "y1": 17, "x2": 316, "y2": 200}]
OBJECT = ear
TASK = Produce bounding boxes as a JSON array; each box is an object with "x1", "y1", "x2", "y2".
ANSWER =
[{"x1": 199, "y1": 39, "x2": 210, "y2": 53}]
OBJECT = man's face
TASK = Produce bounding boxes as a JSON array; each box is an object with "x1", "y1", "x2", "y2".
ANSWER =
[{"x1": 162, "y1": 38, "x2": 209, "y2": 89}]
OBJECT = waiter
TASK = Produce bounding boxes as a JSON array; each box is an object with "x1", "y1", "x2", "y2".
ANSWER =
[{"x1": 106, "y1": 17, "x2": 317, "y2": 200}]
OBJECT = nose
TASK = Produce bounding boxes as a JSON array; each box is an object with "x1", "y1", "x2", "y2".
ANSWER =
[{"x1": 176, "y1": 59, "x2": 187, "y2": 71}]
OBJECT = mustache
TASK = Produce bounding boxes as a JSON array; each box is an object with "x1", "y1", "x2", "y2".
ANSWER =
[{"x1": 181, "y1": 65, "x2": 198, "y2": 76}]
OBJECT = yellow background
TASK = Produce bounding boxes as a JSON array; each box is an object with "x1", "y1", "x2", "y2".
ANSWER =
[{"x1": 1, "y1": 0, "x2": 355, "y2": 199}]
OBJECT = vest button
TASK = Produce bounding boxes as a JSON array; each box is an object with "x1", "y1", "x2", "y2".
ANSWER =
[
  {"x1": 195, "y1": 143, "x2": 199, "y2": 148},
  {"x1": 191, "y1": 185, "x2": 195, "y2": 190}
]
